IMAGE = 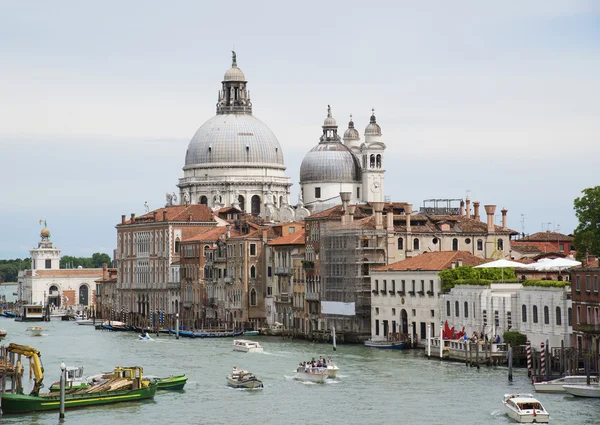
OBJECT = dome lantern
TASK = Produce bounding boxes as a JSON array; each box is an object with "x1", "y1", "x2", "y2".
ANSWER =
[{"x1": 364, "y1": 108, "x2": 382, "y2": 136}]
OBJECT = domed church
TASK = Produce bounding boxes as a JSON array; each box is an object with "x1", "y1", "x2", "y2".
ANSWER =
[
  {"x1": 300, "y1": 106, "x2": 387, "y2": 212},
  {"x1": 178, "y1": 52, "x2": 294, "y2": 220}
]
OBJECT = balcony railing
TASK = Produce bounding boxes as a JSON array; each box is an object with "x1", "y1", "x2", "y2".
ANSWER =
[
  {"x1": 167, "y1": 281, "x2": 180, "y2": 289},
  {"x1": 224, "y1": 277, "x2": 232, "y2": 284},
  {"x1": 275, "y1": 267, "x2": 291, "y2": 275},
  {"x1": 306, "y1": 292, "x2": 320, "y2": 301},
  {"x1": 275, "y1": 294, "x2": 291, "y2": 303}
]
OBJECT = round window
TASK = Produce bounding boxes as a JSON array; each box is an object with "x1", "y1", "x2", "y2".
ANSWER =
[
  {"x1": 432, "y1": 238, "x2": 438, "y2": 244},
  {"x1": 465, "y1": 238, "x2": 471, "y2": 244}
]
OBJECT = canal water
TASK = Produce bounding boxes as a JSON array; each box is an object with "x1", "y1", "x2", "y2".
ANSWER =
[{"x1": 0, "y1": 318, "x2": 597, "y2": 425}]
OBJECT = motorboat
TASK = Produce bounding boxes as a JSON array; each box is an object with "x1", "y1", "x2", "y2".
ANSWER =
[
  {"x1": 243, "y1": 330, "x2": 259, "y2": 336},
  {"x1": 143, "y1": 375, "x2": 188, "y2": 390},
  {"x1": 0, "y1": 328, "x2": 7, "y2": 339},
  {"x1": 327, "y1": 363, "x2": 339, "y2": 379},
  {"x1": 74, "y1": 317, "x2": 95, "y2": 326},
  {"x1": 364, "y1": 339, "x2": 406, "y2": 349},
  {"x1": 294, "y1": 367, "x2": 328, "y2": 384},
  {"x1": 139, "y1": 332, "x2": 153, "y2": 341},
  {"x1": 503, "y1": 393, "x2": 549, "y2": 423},
  {"x1": 232, "y1": 339, "x2": 263, "y2": 353},
  {"x1": 26, "y1": 326, "x2": 44, "y2": 336},
  {"x1": 226, "y1": 369, "x2": 263, "y2": 389},
  {"x1": 49, "y1": 366, "x2": 88, "y2": 392},
  {"x1": 534, "y1": 375, "x2": 599, "y2": 393},
  {"x1": 563, "y1": 384, "x2": 600, "y2": 398}
]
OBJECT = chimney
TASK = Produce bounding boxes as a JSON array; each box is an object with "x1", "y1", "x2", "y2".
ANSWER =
[
  {"x1": 373, "y1": 202, "x2": 384, "y2": 230},
  {"x1": 484, "y1": 205, "x2": 497, "y2": 232},
  {"x1": 262, "y1": 229, "x2": 268, "y2": 242},
  {"x1": 385, "y1": 211, "x2": 393, "y2": 230},
  {"x1": 226, "y1": 224, "x2": 231, "y2": 238},
  {"x1": 501, "y1": 208, "x2": 508, "y2": 230},
  {"x1": 153, "y1": 211, "x2": 158, "y2": 221},
  {"x1": 130, "y1": 213, "x2": 135, "y2": 223},
  {"x1": 347, "y1": 205, "x2": 356, "y2": 223},
  {"x1": 405, "y1": 204, "x2": 413, "y2": 232},
  {"x1": 340, "y1": 192, "x2": 351, "y2": 224},
  {"x1": 188, "y1": 214, "x2": 192, "y2": 222},
  {"x1": 466, "y1": 198, "x2": 471, "y2": 218},
  {"x1": 460, "y1": 200, "x2": 465, "y2": 216},
  {"x1": 121, "y1": 215, "x2": 126, "y2": 225},
  {"x1": 473, "y1": 202, "x2": 480, "y2": 221},
  {"x1": 457, "y1": 259, "x2": 463, "y2": 267},
  {"x1": 162, "y1": 210, "x2": 167, "y2": 221},
  {"x1": 102, "y1": 263, "x2": 108, "y2": 272}
]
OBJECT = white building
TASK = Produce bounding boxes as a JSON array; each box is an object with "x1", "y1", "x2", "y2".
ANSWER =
[
  {"x1": 17, "y1": 226, "x2": 102, "y2": 309},
  {"x1": 299, "y1": 107, "x2": 386, "y2": 213},
  {"x1": 370, "y1": 251, "x2": 485, "y2": 344},
  {"x1": 512, "y1": 285, "x2": 572, "y2": 349},
  {"x1": 178, "y1": 52, "x2": 297, "y2": 221}
]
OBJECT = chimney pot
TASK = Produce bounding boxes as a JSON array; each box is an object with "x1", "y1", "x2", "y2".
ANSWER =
[
  {"x1": 501, "y1": 208, "x2": 508, "y2": 230},
  {"x1": 153, "y1": 211, "x2": 158, "y2": 221},
  {"x1": 466, "y1": 198, "x2": 471, "y2": 218},
  {"x1": 121, "y1": 215, "x2": 126, "y2": 224},
  {"x1": 460, "y1": 200, "x2": 465, "y2": 216},
  {"x1": 347, "y1": 205, "x2": 356, "y2": 222},
  {"x1": 405, "y1": 204, "x2": 413, "y2": 232},
  {"x1": 162, "y1": 210, "x2": 167, "y2": 221},
  {"x1": 473, "y1": 202, "x2": 481, "y2": 221},
  {"x1": 130, "y1": 213, "x2": 135, "y2": 223},
  {"x1": 484, "y1": 205, "x2": 497, "y2": 232}
]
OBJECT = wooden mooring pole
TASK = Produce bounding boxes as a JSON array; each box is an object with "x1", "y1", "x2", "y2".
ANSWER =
[{"x1": 508, "y1": 345, "x2": 513, "y2": 382}]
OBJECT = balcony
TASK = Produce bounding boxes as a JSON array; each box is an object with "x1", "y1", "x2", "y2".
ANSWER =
[
  {"x1": 306, "y1": 292, "x2": 320, "y2": 301},
  {"x1": 167, "y1": 281, "x2": 180, "y2": 290},
  {"x1": 275, "y1": 267, "x2": 291, "y2": 275},
  {"x1": 275, "y1": 294, "x2": 291, "y2": 303},
  {"x1": 182, "y1": 300, "x2": 193, "y2": 308},
  {"x1": 224, "y1": 277, "x2": 232, "y2": 284},
  {"x1": 207, "y1": 297, "x2": 218, "y2": 306},
  {"x1": 302, "y1": 261, "x2": 315, "y2": 270}
]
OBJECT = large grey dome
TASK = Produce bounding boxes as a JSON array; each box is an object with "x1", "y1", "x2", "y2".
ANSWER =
[
  {"x1": 300, "y1": 143, "x2": 361, "y2": 183},
  {"x1": 185, "y1": 114, "x2": 285, "y2": 168}
]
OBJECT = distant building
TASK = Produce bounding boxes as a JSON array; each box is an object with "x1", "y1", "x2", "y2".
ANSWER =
[
  {"x1": 571, "y1": 262, "x2": 600, "y2": 352},
  {"x1": 95, "y1": 263, "x2": 117, "y2": 320},
  {"x1": 515, "y1": 231, "x2": 575, "y2": 257},
  {"x1": 17, "y1": 226, "x2": 102, "y2": 309}
]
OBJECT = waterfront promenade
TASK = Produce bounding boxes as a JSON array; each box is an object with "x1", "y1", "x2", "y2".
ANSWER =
[{"x1": 0, "y1": 318, "x2": 597, "y2": 425}]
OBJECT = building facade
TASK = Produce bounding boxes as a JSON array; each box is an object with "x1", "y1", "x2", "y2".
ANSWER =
[{"x1": 571, "y1": 265, "x2": 600, "y2": 352}]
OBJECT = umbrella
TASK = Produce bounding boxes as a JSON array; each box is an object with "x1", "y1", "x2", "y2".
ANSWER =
[
  {"x1": 525, "y1": 257, "x2": 581, "y2": 271},
  {"x1": 474, "y1": 259, "x2": 526, "y2": 282}
]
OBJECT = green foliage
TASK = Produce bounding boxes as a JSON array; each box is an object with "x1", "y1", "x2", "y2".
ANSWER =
[
  {"x1": 60, "y1": 253, "x2": 111, "y2": 269},
  {"x1": 439, "y1": 265, "x2": 517, "y2": 291},
  {"x1": 573, "y1": 186, "x2": 600, "y2": 259},
  {"x1": 0, "y1": 258, "x2": 31, "y2": 282},
  {"x1": 503, "y1": 331, "x2": 527, "y2": 346},
  {"x1": 522, "y1": 279, "x2": 570, "y2": 288}
]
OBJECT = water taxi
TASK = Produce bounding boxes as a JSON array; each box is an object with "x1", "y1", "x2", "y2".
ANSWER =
[
  {"x1": 563, "y1": 384, "x2": 600, "y2": 398},
  {"x1": 226, "y1": 368, "x2": 263, "y2": 389},
  {"x1": 503, "y1": 393, "x2": 549, "y2": 423},
  {"x1": 26, "y1": 326, "x2": 44, "y2": 336},
  {"x1": 534, "y1": 375, "x2": 599, "y2": 393},
  {"x1": 294, "y1": 366, "x2": 328, "y2": 383},
  {"x1": 232, "y1": 339, "x2": 264, "y2": 353}
]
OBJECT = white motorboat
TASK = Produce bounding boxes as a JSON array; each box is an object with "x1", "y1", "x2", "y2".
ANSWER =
[
  {"x1": 226, "y1": 369, "x2": 263, "y2": 389},
  {"x1": 294, "y1": 367, "x2": 328, "y2": 383},
  {"x1": 327, "y1": 363, "x2": 339, "y2": 378},
  {"x1": 138, "y1": 332, "x2": 153, "y2": 341},
  {"x1": 75, "y1": 317, "x2": 95, "y2": 325},
  {"x1": 232, "y1": 339, "x2": 264, "y2": 353},
  {"x1": 26, "y1": 326, "x2": 44, "y2": 336},
  {"x1": 563, "y1": 384, "x2": 600, "y2": 398},
  {"x1": 0, "y1": 328, "x2": 7, "y2": 340},
  {"x1": 534, "y1": 375, "x2": 599, "y2": 393},
  {"x1": 503, "y1": 393, "x2": 549, "y2": 423}
]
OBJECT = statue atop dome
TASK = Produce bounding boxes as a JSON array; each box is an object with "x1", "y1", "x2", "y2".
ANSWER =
[{"x1": 232, "y1": 50, "x2": 237, "y2": 67}]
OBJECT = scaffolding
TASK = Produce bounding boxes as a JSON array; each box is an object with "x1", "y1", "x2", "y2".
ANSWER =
[{"x1": 320, "y1": 222, "x2": 387, "y2": 337}]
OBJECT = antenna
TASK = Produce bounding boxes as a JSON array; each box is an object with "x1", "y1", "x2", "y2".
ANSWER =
[
  {"x1": 465, "y1": 189, "x2": 471, "y2": 199},
  {"x1": 520, "y1": 214, "x2": 526, "y2": 236}
]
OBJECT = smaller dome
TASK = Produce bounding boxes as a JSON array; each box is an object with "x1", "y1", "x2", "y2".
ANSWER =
[
  {"x1": 323, "y1": 105, "x2": 337, "y2": 127},
  {"x1": 41, "y1": 228, "x2": 50, "y2": 238},
  {"x1": 343, "y1": 116, "x2": 360, "y2": 140},
  {"x1": 365, "y1": 110, "x2": 382, "y2": 136},
  {"x1": 224, "y1": 66, "x2": 246, "y2": 82}
]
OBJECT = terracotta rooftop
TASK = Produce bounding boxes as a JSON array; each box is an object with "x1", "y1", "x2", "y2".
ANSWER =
[
  {"x1": 372, "y1": 251, "x2": 486, "y2": 272},
  {"x1": 520, "y1": 231, "x2": 574, "y2": 242},
  {"x1": 182, "y1": 226, "x2": 227, "y2": 243},
  {"x1": 119, "y1": 205, "x2": 215, "y2": 226},
  {"x1": 511, "y1": 241, "x2": 560, "y2": 254},
  {"x1": 268, "y1": 229, "x2": 306, "y2": 246}
]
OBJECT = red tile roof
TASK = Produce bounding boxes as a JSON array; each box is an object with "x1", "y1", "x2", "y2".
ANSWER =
[
  {"x1": 268, "y1": 230, "x2": 306, "y2": 246},
  {"x1": 119, "y1": 205, "x2": 215, "y2": 225},
  {"x1": 182, "y1": 226, "x2": 227, "y2": 243},
  {"x1": 520, "y1": 231, "x2": 574, "y2": 242},
  {"x1": 511, "y1": 241, "x2": 559, "y2": 254},
  {"x1": 373, "y1": 251, "x2": 486, "y2": 272}
]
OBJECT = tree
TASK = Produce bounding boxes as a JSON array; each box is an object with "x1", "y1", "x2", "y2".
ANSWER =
[
  {"x1": 573, "y1": 186, "x2": 600, "y2": 260},
  {"x1": 91, "y1": 253, "x2": 112, "y2": 268}
]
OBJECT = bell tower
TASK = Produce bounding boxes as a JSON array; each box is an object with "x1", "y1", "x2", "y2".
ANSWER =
[
  {"x1": 361, "y1": 109, "x2": 386, "y2": 203},
  {"x1": 30, "y1": 222, "x2": 61, "y2": 271}
]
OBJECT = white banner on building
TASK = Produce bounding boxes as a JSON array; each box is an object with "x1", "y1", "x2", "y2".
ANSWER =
[{"x1": 320, "y1": 301, "x2": 355, "y2": 316}]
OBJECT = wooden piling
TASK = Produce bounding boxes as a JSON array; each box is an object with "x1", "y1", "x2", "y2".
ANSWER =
[
  {"x1": 508, "y1": 345, "x2": 513, "y2": 382},
  {"x1": 465, "y1": 342, "x2": 469, "y2": 366},
  {"x1": 475, "y1": 343, "x2": 480, "y2": 369}
]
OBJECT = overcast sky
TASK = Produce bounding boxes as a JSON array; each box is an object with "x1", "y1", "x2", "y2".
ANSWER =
[{"x1": 1, "y1": 1, "x2": 599, "y2": 259}]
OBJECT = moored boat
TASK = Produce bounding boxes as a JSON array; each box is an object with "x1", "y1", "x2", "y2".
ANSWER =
[
  {"x1": 226, "y1": 368, "x2": 263, "y2": 389},
  {"x1": 232, "y1": 339, "x2": 264, "y2": 353},
  {"x1": 534, "y1": 375, "x2": 599, "y2": 393},
  {"x1": 144, "y1": 375, "x2": 188, "y2": 390},
  {"x1": 503, "y1": 393, "x2": 549, "y2": 423},
  {"x1": 75, "y1": 318, "x2": 95, "y2": 326},
  {"x1": 243, "y1": 330, "x2": 259, "y2": 336},
  {"x1": 364, "y1": 339, "x2": 405, "y2": 349},
  {"x1": 563, "y1": 384, "x2": 600, "y2": 398}
]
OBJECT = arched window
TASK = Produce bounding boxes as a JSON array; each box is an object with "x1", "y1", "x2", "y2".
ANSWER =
[
  {"x1": 370, "y1": 154, "x2": 375, "y2": 168},
  {"x1": 556, "y1": 306, "x2": 562, "y2": 325},
  {"x1": 200, "y1": 196, "x2": 208, "y2": 205},
  {"x1": 79, "y1": 285, "x2": 89, "y2": 305},
  {"x1": 522, "y1": 305, "x2": 527, "y2": 322},
  {"x1": 464, "y1": 301, "x2": 469, "y2": 318},
  {"x1": 533, "y1": 305, "x2": 538, "y2": 323},
  {"x1": 203, "y1": 245, "x2": 210, "y2": 257},
  {"x1": 477, "y1": 239, "x2": 483, "y2": 250},
  {"x1": 238, "y1": 195, "x2": 245, "y2": 211},
  {"x1": 452, "y1": 238, "x2": 459, "y2": 251},
  {"x1": 376, "y1": 154, "x2": 381, "y2": 168},
  {"x1": 250, "y1": 265, "x2": 256, "y2": 279},
  {"x1": 455, "y1": 301, "x2": 459, "y2": 317},
  {"x1": 250, "y1": 288, "x2": 257, "y2": 306},
  {"x1": 497, "y1": 239, "x2": 504, "y2": 250},
  {"x1": 544, "y1": 306, "x2": 549, "y2": 324},
  {"x1": 251, "y1": 195, "x2": 261, "y2": 216},
  {"x1": 446, "y1": 301, "x2": 451, "y2": 317},
  {"x1": 397, "y1": 238, "x2": 403, "y2": 250},
  {"x1": 413, "y1": 238, "x2": 420, "y2": 250}
]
